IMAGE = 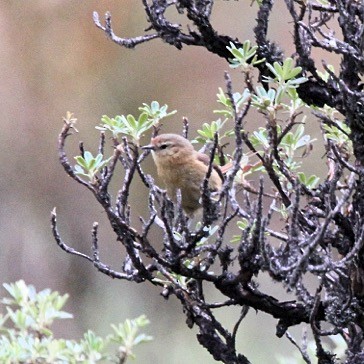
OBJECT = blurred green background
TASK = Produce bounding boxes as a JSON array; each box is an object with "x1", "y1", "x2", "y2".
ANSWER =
[{"x1": 0, "y1": 1, "x2": 339, "y2": 363}]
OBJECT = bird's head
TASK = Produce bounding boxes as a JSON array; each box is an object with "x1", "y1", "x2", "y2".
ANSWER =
[{"x1": 142, "y1": 134, "x2": 194, "y2": 160}]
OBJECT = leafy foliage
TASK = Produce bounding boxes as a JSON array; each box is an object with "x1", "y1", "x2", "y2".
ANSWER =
[
  {"x1": 96, "y1": 101, "x2": 176, "y2": 143},
  {"x1": 74, "y1": 151, "x2": 111, "y2": 182},
  {"x1": 227, "y1": 40, "x2": 265, "y2": 70},
  {"x1": 214, "y1": 87, "x2": 250, "y2": 118},
  {"x1": 0, "y1": 281, "x2": 152, "y2": 363}
]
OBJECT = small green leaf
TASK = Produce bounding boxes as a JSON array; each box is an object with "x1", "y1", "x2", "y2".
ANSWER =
[{"x1": 83, "y1": 151, "x2": 93, "y2": 165}]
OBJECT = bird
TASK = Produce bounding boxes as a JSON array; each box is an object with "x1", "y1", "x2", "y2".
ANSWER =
[{"x1": 142, "y1": 133, "x2": 223, "y2": 216}]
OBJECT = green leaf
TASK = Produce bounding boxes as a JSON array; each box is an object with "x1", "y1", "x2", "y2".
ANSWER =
[
  {"x1": 227, "y1": 40, "x2": 265, "y2": 70},
  {"x1": 74, "y1": 151, "x2": 111, "y2": 181}
]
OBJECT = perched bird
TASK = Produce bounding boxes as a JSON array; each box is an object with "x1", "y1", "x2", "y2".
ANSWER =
[{"x1": 142, "y1": 133, "x2": 223, "y2": 216}]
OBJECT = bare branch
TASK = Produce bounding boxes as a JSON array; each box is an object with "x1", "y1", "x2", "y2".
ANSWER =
[{"x1": 93, "y1": 11, "x2": 158, "y2": 48}]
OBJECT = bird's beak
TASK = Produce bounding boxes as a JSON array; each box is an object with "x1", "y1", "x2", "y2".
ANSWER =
[{"x1": 141, "y1": 144, "x2": 155, "y2": 151}]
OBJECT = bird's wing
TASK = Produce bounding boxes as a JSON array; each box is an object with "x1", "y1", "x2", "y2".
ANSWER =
[{"x1": 196, "y1": 152, "x2": 224, "y2": 182}]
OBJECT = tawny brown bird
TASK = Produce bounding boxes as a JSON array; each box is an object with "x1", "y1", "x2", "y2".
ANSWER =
[{"x1": 142, "y1": 133, "x2": 223, "y2": 216}]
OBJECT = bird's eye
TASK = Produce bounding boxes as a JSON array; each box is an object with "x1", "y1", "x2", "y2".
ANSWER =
[{"x1": 160, "y1": 143, "x2": 168, "y2": 150}]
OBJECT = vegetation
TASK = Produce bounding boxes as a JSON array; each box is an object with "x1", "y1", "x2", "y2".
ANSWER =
[
  {"x1": 0, "y1": 281, "x2": 152, "y2": 363},
  {"x1": 53, "y1": 1, "x2": 364, "y2": 363}
]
